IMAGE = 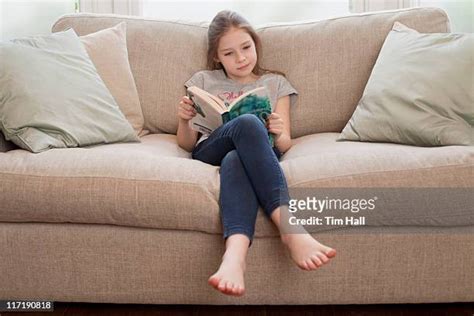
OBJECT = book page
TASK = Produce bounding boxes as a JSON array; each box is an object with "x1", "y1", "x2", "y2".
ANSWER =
[{"x1": 187, "y1": 86, "x2": 226, "y2": 134}]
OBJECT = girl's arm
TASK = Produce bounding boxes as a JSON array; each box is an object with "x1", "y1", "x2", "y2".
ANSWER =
[
  {"x1": 268, "y1": 96, "x2": 292, "y2": 154},
  {"x1": 177, "y1": 96, "x2": 199, "y2": 152},
  {"x1": 177, "y1": 118, "x2": 199, "y2": 152}
]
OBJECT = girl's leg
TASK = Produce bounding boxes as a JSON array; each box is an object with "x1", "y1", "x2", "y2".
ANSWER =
[
  {"x1": 219, "y1": 150, "x2": 259, "y2": 247},
  {"x1": 192, "y1": 125, "x2": 261, "y2": 296},
  {"x1": 193, "y1": 114, "x2": 290, "y2": 217},
  {"x1": 192, "y1": 114, "x2": 335, "y2": 291},
  {"x1": 208, "y1": 150, "x2": 259, "y2": 296},
  {"x1": 193, "y1": 114, "x2": 337, "y2": 271}
]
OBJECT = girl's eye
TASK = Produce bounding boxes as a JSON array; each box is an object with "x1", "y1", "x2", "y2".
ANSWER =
[
  {"x1": 244, "y1": 46, "x2": 250, "y2": 49},
  {"x1": 225, "y1": 52, "x2": 232, "y2": 56}
]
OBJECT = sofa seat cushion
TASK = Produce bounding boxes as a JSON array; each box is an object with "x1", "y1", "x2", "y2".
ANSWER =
[
  {"x1": 0, "y1": 134, "x2": 224, "y2": 234},
  {"x1": 0, "y1": 133, "x2": 473, "y2": 237},
  {"x1": 282, "y1": 133, "x2": 474, "y2": 188}
]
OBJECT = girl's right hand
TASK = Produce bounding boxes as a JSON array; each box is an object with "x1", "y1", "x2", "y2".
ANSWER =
[{"x1": 178, "y1": 96, "x2": 197, "y2": 121}]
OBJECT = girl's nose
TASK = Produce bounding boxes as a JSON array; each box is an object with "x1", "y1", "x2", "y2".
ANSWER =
[{"x1": 236, "y1": 53, "x2": 246, "y2": 62}]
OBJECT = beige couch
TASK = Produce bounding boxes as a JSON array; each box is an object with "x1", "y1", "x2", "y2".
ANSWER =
[{"x1": 1, "y1": 7, "x2": 473, "y2": 305}]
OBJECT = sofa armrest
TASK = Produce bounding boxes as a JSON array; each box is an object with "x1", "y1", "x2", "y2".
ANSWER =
[{"x1": 0, "y1": 131, "x2": 17, "y2": 152}]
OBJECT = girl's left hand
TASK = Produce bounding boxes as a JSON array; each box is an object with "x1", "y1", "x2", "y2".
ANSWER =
[{"x1": 265, "y1": 112, "x2": 284, "y2": 140}]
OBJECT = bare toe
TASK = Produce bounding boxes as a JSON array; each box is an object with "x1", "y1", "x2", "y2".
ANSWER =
[
  {"x1": 232, "y1": 285, "x2": 240, "y2": 296},
  {"x1": 225, "y1": 282, "x2": 234, "y2": 294},
  {"x1": 325, "y1": 248, "x2": 337, "y2": 258},
  {"x1": 311, "y1": 255, "x2": 322, "y2": 267},
  {"x1": 300, "y1": 261, "x2": 309, "y2": 271},
  {"x1": 317, "y1": 253, "x2": 329, "y2": 264},
  {"x1": 306, "y1": 259, "x2": 318, "y2": 270},
  {"x1": 218, "y1": 280, "x2": 226, "y2": 292},
  {"x1": 208, "y1": 276, "x2": 219, "y2": 288}
]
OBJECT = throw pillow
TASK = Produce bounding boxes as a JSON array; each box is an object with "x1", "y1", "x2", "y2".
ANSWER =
[
  {"x1": 338, "y1": 22, "x2": 474, "y2": 146},
  {"x1": 0, "y1": 28, "x2": 139, "y2": 153},
  {"x1": 79, "y1": 22, "x2": 148, "y2": 137}
]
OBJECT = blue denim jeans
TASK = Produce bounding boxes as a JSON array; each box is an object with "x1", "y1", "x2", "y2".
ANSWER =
[{"x1": 191, "y1": 114, "x2": 290, "y2": 247}]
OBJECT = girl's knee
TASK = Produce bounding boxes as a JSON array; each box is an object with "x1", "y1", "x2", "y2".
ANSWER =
[
  {"x1": 233, "y1": 114, "x2": 267, "y2": 137},
  {"x1": 221, "y1": 149, "x2": 240, "y2": 167}
]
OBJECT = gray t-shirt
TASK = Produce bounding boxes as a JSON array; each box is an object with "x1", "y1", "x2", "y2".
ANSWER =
[{"x1": 184, "y1": 69, "x2": 298, "y2": 146}]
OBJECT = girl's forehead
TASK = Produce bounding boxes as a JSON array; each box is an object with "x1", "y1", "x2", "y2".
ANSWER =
[{"x1": 219, "y1": 28, "x2": 253, "y2": 48}]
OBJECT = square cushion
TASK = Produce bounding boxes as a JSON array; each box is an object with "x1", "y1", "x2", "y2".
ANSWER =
[
  {"x1": 0, "y1": 29, "x2": 139, "y2": 153},
  {"x1": 80, "y1": 22, "x2": 148, "y2": 137},
  {"x1": 338, "y1": 22, "x2": 474, "y2": 146}
]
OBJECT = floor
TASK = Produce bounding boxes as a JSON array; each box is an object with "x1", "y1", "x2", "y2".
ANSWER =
[{"x1": 4, "y1": 302, "x2": 474, "y2": 316}]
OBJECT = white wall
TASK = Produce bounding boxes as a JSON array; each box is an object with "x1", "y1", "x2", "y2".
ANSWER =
[
  {"x1": 142, "y1": 0, "x2": 351, "y2": 26},
  {"x1": 0, "y1": 1, "x2": 3, "y2": 40},
  {"x1": 0, "y1": 0, "x2": 76, "y2": 41},
  {"x1": 142, "y1": 0, "x2": 472, "y2": 31},
  {"x1": 1, "y1": 0, "x2": 471, "y2": 42},
  {"x1": 419, "y1": 0, "x2": 473, "y2": 32}
]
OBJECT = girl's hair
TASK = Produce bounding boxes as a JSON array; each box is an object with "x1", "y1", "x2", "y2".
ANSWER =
[{"x1": 207, "y1": 10, "x2": 286, "y2": 78}]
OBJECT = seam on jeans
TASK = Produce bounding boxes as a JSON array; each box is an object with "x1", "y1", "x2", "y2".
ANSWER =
[
  {"x1": 264, "y1": 150, "x2": 288, "y2": 216},
  {"x1": 265, "y1": 155, "x2": 282, "y2": 214}
]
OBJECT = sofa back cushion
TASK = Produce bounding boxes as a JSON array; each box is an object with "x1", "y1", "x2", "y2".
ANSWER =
[{"x1": 52, "y1": 8, "x2": 449, "y2": 137}]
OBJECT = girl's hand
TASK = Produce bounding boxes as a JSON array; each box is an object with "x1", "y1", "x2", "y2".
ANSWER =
[
  {"x1": 178, "y1": 96, "x2": 197, "y2": 121},
  {"x1": 265, "y1": 112, "x2": 284, "y2": 140}
]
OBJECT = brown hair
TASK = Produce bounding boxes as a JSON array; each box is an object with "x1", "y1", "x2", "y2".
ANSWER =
[{"x1": 207, "y1": 10, "x2": 285, "y2": 78}]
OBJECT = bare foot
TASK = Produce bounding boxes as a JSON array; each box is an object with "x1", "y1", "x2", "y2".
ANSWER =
[
  {"x1": 281, "y1": 233, "x2": 336, "y2": 271},
  {"x1": 208, "y1": 254, "x2": 246, "y2": 296}
]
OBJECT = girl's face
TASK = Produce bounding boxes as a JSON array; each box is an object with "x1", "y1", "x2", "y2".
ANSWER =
[{"x1": 214, "y1": 27, "x2": 258, "y2": 83}]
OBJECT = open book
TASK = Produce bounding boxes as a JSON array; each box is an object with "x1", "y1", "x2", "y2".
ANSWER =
[{"x1": 187, "y1": 86, "x2": 274, "y2": 146}]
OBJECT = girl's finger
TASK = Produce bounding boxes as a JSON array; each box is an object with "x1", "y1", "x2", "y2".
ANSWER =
[{"x1": 183, "y1": 97, "x2": 194, "y2": 105}]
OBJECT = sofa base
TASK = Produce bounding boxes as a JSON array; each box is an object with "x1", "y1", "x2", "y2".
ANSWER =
[{"x1": 1, "y1": 222, "x2": 473, "y2": 304}]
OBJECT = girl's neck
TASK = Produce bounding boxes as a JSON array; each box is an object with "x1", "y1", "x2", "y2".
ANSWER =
[{"x1": 226, "y1": 72, "x2": 260, "y2": 84}]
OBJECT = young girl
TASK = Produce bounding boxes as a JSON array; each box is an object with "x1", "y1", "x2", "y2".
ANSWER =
[{"x1": 177, "y1": 10, "x2": 336, "y2": 297}]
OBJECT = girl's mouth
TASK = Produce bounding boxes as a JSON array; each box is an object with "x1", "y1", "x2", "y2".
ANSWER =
[{"x1": 238, "y1": 64, "x2": 249, "y2": 70}]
